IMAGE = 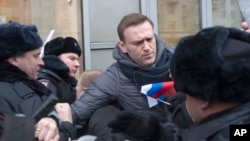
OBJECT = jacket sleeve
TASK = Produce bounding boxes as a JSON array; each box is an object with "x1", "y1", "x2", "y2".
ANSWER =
[
  {"x1": 71, "y1": 65, "x2": 119, "y2": 123},
  {"x1": 59, "y1": 121, "x2": 76, "y2": 141}
]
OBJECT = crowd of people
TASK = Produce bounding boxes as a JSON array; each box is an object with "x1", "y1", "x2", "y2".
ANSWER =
[{"x1": 0, "y1": 13, "x2": 250, "y2": 141}]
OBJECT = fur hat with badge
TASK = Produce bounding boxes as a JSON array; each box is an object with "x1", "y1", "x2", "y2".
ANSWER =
[
  {"x1": 170, "y1": 26, "x2": 250, "y2": 103},
  {"x1": 0, "y1": 22, "x2": 43, "y2": 60},
  {"x1": 44, "y1": 37, "x2": 81, "y2": 57}
]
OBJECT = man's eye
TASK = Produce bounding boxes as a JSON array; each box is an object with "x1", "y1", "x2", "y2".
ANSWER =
[
  {"x1": 135, "y1": 41, "x2": 143, "y2": 45},
  {"x1": 146, "y1": 38, "x2": 153, "y2": 42},
  {"x1": 35, "y1": 54, "x2": 40, "y2": 58},
  {"x1": 69, "y1": 57, "x2": 76, "y2": 60}
]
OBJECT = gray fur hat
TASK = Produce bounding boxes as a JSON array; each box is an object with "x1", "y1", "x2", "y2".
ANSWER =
[
  {"x1": 170, "y1": 26, "x2": 250, "y2": 103},
  {"x1": 0, "y1": 22, "x2": 43, "y2": 60}
]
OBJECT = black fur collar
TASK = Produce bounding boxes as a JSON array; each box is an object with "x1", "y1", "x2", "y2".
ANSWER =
[{"x1": 0, "y1": 61, "x2": 51, "y2": 96}]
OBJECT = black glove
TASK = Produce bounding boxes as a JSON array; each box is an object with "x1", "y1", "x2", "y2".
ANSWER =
[
  {"x1": 166, "y1": 92, "x2": 186, "y2": 113},
  {"x1": 166, "y1": 93, "x2": 193, "y2": 129},
  {"x1": 108, "y1": 111, "x2": 162, "y2": 141}
]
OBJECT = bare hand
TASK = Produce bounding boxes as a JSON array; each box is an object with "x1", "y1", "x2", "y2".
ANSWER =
[
  {"x1": 35, "y1": 117, "x2": 59, "y2": 141},
  {"x1": 55, "y1": 103, "x2": 73, "y2": 123},
  {"x1": 241, "y1": 21, "x2": 250, "y2": 32}
]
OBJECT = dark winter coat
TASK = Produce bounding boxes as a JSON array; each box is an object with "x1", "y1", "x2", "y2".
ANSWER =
[
  {"x1": 38, "y1": 55, "x2": 77, "y2": 140},
  {"x1": 160, "y1": 102, "x2": 250, "y2": 141},
  {"x1": 0, "y1": 61, "x2": 51, "y2": 138},
  {"x1": 71, "y1": 34, "x2": 173, "y2": 123},
  {"x1": 38, "y1": 55, "x2": 77, "y2": 104}
]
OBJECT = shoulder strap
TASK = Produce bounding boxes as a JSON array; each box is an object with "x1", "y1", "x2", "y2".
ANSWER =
[
  {"x1": 0, "y1": 82, "x2": 35, "y2": 112},
  {"x1": 39, "y1": 68, "x2": 62, "y2": 81},
  {"x1": 13, "y1": 82, "x2": 34, "y2": 99}
]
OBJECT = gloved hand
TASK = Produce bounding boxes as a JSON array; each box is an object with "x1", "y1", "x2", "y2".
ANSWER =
[
  {"x1": 108, "y1": 111, "x2": 162, "y2": 141},
  {"x1": 166, "y1": 92, "x2": 186, "y2": 113},
  {"x1": 166, "y1": 93, "x2": 193, "y2": 129}
]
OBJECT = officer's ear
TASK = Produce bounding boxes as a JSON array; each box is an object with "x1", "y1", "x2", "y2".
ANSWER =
[{"x1": 7, "y1": 56, "x2": 19, "y2": 67}]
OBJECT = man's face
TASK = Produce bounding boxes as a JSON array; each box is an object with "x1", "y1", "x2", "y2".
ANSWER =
[
  {"x1": 13, "y1": 48, "x2": 44, "y2": 79},
  {"x1": 59, "y1": 52, "x2": 80, "y2": 78},
  {"x1": 118, "y1": 21, "x2": 157, "y2": 67}
]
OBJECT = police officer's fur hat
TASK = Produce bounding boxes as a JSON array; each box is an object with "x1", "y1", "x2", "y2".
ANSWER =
[
  {"x1": 44, "y1": 37, "x2": 81, "y2": 57},
  {"x1": 0, "y1": 22, "x2": 43, "y2": 60},
  {"x1": 170, "y1": 26, "x2": 250, "y2": 103}
]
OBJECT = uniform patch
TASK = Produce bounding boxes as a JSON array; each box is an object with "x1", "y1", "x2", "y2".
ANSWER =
[{"x1": 38, "y1": 79, "x2": 51, "y2": 88}]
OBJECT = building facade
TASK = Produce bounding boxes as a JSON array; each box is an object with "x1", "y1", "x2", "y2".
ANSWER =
[{"x1": 0, "y1": 0, "x2": 244, "y2": 78}]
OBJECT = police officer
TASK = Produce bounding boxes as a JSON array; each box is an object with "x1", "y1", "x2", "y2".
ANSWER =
[
  {"x1": 0, "y1": 22, "x2": 59, "y2": 141},
  {"x1": 38, "y1": 37, "x2": 81, "y2": 104}
]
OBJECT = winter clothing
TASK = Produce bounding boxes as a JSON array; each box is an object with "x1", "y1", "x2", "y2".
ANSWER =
[
  {"x1": 88, "y1": 106, "x2": 127, "y2": 141},
  {"x1": 0, "y1": 22, "x2": 43, "y2": 60},
  {"x1": 39, "y1": 36, "x2": 81, "y2": 104},
  {"x1": 0, "y1": 22, "x2": 76, "y2": 141},
  {"x1": 163, "y1": 26, "x2": 250, "y2": 141},
  {"x1": 108, "y1": 26, "x2": 250, "y2": 141},
  {"x1": 159, "y1": 102, "x2": 250, "y2": 141},
  {"x1": 38, "y1": 55, "x2": 77, "y2": 104},
  {"x1": 119, "y1": 47, "x2": 172, "y2": 91},
  {"x1": 108, "y1": 110, "x2": 162, "y2": 141},
  {"x1": 0, "y1": 61, "x2": 51, "y2": 137},
  {"x1": 71, "y1": 34, "x2": 173, "y2": 123},
  {"x1": 170, "y1": 26, "x2": 250, "y2": 103},
  {"x1": 38, "y1": 56, "x2": 78, "y2": 140},
  {"x1": 71, "y1": 35, "x2": 171, "y2": 139},
  {"x1": 0, "y1": 61, "x2": 76, "y2": 141},
  {"x1": 0, "y1": 62, "x2": 51, "y2": 113},
  {"x1": 39, "y1": 36, "x2": 81, "y2": 140},
  {"x1": 128, "y1": 102, "x2": 250, "y2": 141},
  {"x1": 167, "y1": 93, "x2": 193, "y2": 129},
  {"x1": 44, "y1": 37, "x2": 81, "y2": 57}
]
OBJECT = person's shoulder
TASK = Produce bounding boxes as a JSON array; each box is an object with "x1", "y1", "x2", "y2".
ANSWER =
[
  {"x1": 106, "y1": 62, "x2": 120, "y2": 72},
  {"x1": 92, "y1": 63, "x2": 123, "y2": 83},
  {"x1": 39, "y1": 68, "x2": 62, "y2": 81},
  {"x1": 0, "y1": 82, "x2": 34, "y2": 107},
  {"x1": 0, "y1": 81, "x2": 16, "y2": 95},
  {"x1": 0, "y1": 81, "x2": 12, "y2": 87},
  {"x1": 0, "y1": 81, "x2": 29, "y2": 92}
]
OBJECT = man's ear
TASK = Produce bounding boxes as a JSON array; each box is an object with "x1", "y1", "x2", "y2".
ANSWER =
[
  {"x1": 7, "y1": 57, "x2": 18, "y2": 67},
  {"x1": 200, "y1": 101, "x2": 210, "y2": 110},
  {"x1": 82, "y1": 87, "x2": 87, "y2": 92},
  {"x1": 118, "y1": 41, "x2": 127, "y2": 53}
]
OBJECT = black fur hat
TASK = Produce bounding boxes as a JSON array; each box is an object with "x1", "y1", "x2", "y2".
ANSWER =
[
  {"x1": 0, "y1": 22, "x2": 43, "y2": 60},
  {"x1": 170, "y1": 26, "x2": 250, "y2": 103},
  {"x1": 44, "y1": 37, "x2": 81, "y2": 57}
]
